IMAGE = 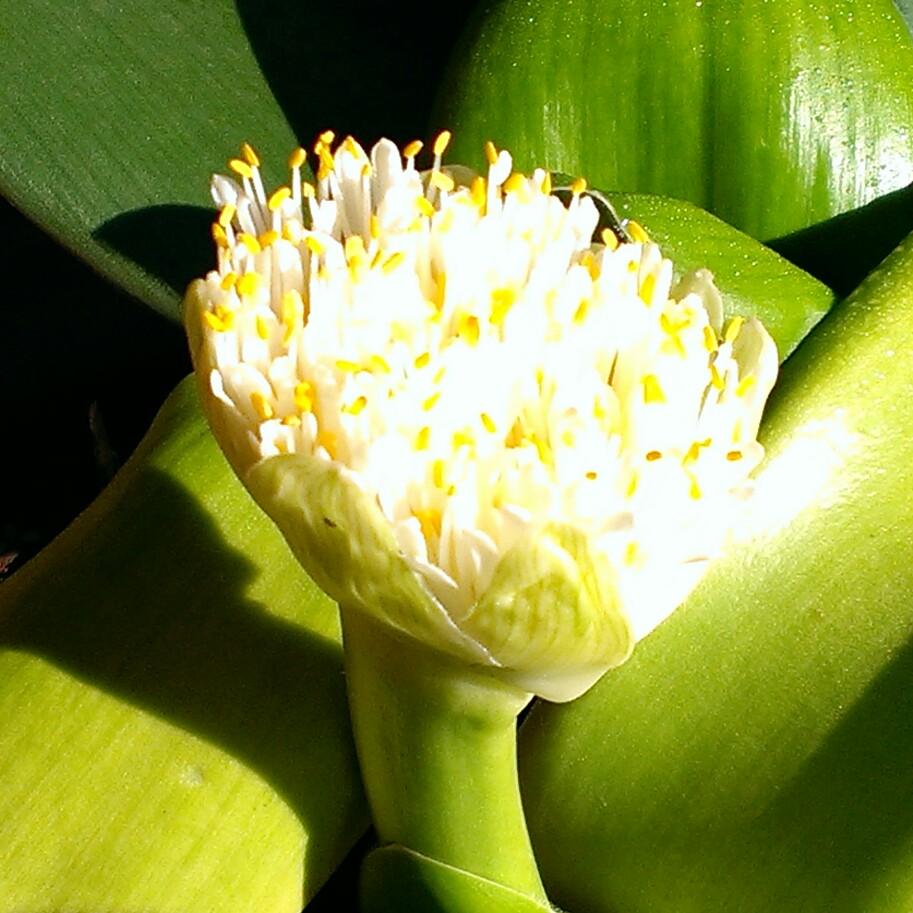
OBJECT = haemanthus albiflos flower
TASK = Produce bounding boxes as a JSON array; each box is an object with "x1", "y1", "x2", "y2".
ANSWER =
[{"x1": 184, "y1": 131, "x2": 778, "y2": 702}]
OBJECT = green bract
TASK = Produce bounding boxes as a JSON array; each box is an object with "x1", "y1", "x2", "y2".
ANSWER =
[
  {"x1": 434, "y1": 0, "x2": 913, "y2": 240},
  {"x1": 248, "y1": 453, "x2": 632, "y2": 701}
]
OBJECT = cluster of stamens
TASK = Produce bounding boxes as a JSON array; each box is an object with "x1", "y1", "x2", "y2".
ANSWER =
[{"x1": 186, "y1": 130, "x2": 777, "y2": 638}]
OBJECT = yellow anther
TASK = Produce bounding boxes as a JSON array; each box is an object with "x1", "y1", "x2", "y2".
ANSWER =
[
  {"x1": 724, "y1": 316, "x2": 744, "y2": 343},
  {"x1": 503, "y1": 172, "x2": 527, "y2": 194},
  {"x1": 250, "y1": 391, "x2": 274, "y2": 421},
  {"x1": 484, "y1": 140, "x2": 499, "y2": 166},
  {"x1": 470, "y1": 175, "x2": 487, "y2": 209},
  {"x1": 255, "y1": 315, "x2": 270, "y2": 341},
  {"x1": 345, "y1": 235, "x2": 366, "y2": 263},
  {"x1": 288, "y1": 147, "x2": 307, "y2": 169},
  {"x1": 432, "y1": 459, "x2": 446, "y2": 489},
  {"x1": 561, "y1": 429, "x2": 575, "y2": 447},
  {"x1": 433, "y1": 365, "x2": 446, "y2": 384},
  {"x1": 302, "y1": 181, "x2": 316, "y2": 199},
  {"x1": 319, "y1": 130, "x2": 336, "y2": 146},
  {"x1": 645, "y1": 450, "x2": 662, "y2": 462},
  {"x1": 490, "y1": 288, "x2": 515, "y2": 325},
  {"x1": 258, "y1": 229, "x2": 280, "y2": 248},
  {"x1": 294, "y1": 381, "x2": 314, "y2": 412},
  {"x1": 601, "y1": 227, "x2": 620, "y2": 252},
  {"x1": 570, "y1": 176, "x2": 587, "y2": 196},
  {"x1": 531, "y1": 433, "x2": 553, "y2": 467},
  {"x1": 414, "y1": 352, "x2": 431, "y2": 369},
  {"x1": 369, "y1": 214, "x2": 380, "y2": 239},
  {"x1": 236, "y1": 272, "x2": 262, "y2": 298},
  {"x1": 626, "y1": 472, "x2": 639, "y2": 497},
  {"x1": 726, "y1": 449, "x2": 744, "y2": 461},
  {"x1": 305, "y1": 235, "x2": 326, "y2": 256},
  {"x1": 281, "y1": 415, "x2": 302, "y2": 427},
  {"x1": 573, "y1": 299, "x2": 589, "y2": 324},
  {"x1": 480, "y1": 412, "x2": 497, "y2": 434},
  {"x1": 335, "y1": 359, "x2": 361, "y2": 373},
  {"x1": 689, "y1": 475, "x2": 703, "y2": 500},
  {"x1": 627, "y1": 220, "x2": 650, "y2": 243},
  {"x1": 403, "y1": 139, "x2": 423, "y2": 159},
  {"x1": 430, "y1": 170, "x2": 455, "y2": 193},
  {"x1": 423, "y1": 392, "x2": 441, "y2": 411},
  {"x1": 228, "y1": 158, "x2": 253, "y2": 180},
  {"x1": 268, "y1": 187, "x2": 292, "y2": 211},
  {"x1": 433, "y1": 130, "x2": 452, "y2": 157},
  {"x1": 432, "y1": 271, "x2": 447, "y2": 313},
  {"x1": 585, "y1": 470, "x2": 598, "y2": 481},
  {"x1": 281, "y1": 289, "x2": 303, "y2": 327},
  {"x1": 346, "y1": 395, "x2": 368, "y2": 416},
  {"x1": 703, "y1": 324, "x2": 718, "y2": 352},
  {"x1": 220, "y1": 272, "x2": 237, "y2": 291},
  {"x1": 381, "y1": 250, "x2": 406, "y2": 274},
  {"x1": 709, "y1": 363, "x2": 725, "y2": 390},
  {"x1": 642, "y1": 374, "x2": 666, "y2": 404},
  {"x1": 682, "y1": 441, "x2": 701, "y2": 465},
  {"x1": 317, "y1": 429, "x2": 337, "y2": 458},
  {"x1": 639, "y1": 272, "x2": 656, "y2": 304},
  {"x1": 317, "y1": 145, "x2": 335, "y2": 178},
  {"x1": 369, "y1": 355, "x2": 391, "y2": 374},
  {"x1": 414, "y1": 508, "x2": 442, "y2": 541},
  {"x1": 218, "y1": 204, "x2": 236, "y2": 228},
  {"x1": 453, "y1": 430, "x2": 475, "y2": 449},
  {"x1": 237, "y1": 233, "x2": 262, "y2": 255},
  {"x1": 458, "y1": 314, "x2": 480, "y2": 346},
  {"x1": 624, "y1": 541, "x2": 640, "y2": 566},
  {"x1": 203, "y1": 306, "x2": 234, "y2": 332},
  {"x1": 343, "y1": 135, "x2": 363, "y2": 158},
  {"x1": 211, "y1": 223, "x2": 228, "y2": 248},
  {"x1": 541, "y1": 171, "x2": 552, "y2": 195},
  {"x1": 415, "y1": 426, "x2": 431, "y2": 450},
  {"x1": 736, "y1": 374, "x2": 757, "y2": 397},
  {"x1": 241, "y1": 142, "x2": 261, "y2": 168},
  {"x1": 416, "y1": 196, "x2": 435, "y2": 218}
]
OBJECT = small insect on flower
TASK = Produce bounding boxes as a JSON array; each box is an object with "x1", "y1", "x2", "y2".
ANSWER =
[{"x1": 185, "y1": 131, "x2": 778, "y2": 702}]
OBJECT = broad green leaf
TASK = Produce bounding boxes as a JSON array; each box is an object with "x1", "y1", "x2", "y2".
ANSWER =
[
  {"x1": 0, "y1": 0, "x2": 297, "y2": 320},
  {"x1": 518, "y1": 229, "x2": 913, "y2": 912},
  {"x1": 433, "y1": 0, "x2": 913, "y2": 240},
  {"x1": 0, "y1": 378, "x2": 368, "y2": 912}
]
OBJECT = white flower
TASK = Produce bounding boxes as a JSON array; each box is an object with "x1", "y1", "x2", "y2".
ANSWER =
[{"x1": 184, "y1": 131, "x2": 778, "y2": 701}]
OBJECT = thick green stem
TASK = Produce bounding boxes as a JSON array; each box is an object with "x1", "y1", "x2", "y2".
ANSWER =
[{"x1": 340, "y1": 606, "x2": 548, "y2": 905}]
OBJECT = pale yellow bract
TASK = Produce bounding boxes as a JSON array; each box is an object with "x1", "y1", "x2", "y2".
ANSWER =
[{"x1": 184, "y1": 131, "x2": 778, "y2": 701}]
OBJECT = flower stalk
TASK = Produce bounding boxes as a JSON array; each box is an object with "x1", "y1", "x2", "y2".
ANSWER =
[{"x1": 341, "y1": 607, "x2": 548, "y2": 906}]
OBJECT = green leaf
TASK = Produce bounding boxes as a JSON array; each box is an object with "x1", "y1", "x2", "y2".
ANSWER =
[
  {"x1": 434, "y1": 0, "x2": 913, "y2": 240},
  {"x1": 0, "y1": 378, "x2": 367, "y2": 912},
  {"x1": 0, "y1": 0, "x2": 297, "y2": 320},
  {"x1": 518, "y1": 228, "x2": 913, "y2": 912}
]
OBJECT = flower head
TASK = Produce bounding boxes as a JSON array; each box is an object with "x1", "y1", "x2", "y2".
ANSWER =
[{"x1": 184, "y1": 132, "x2": 778, "y2": 701}]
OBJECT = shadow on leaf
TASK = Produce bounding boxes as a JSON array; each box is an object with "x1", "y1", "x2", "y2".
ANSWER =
[
  {"x1": 768, "y1": 182, "x2": 913, "y2": 298},
  {"x1": 0, "y1": 449, "x2": 367, "y2": 894},
  {"x1": 93, "y1": 203, "x2": 215, "y2": 303}
]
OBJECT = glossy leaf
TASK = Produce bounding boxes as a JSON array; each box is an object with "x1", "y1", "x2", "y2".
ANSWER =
[
  {"x1": 433, "y1": 0, "x2": 913, "y2": 240},
  {"x1": 0, "y1": 0, "x2": 299, "y2": 321},
  {"x1": 519, "y1": 228, "x2": 913, "y2": 912},
  {"x1": 0, "y1": 379, "x2": 367, "y2": 912}
]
